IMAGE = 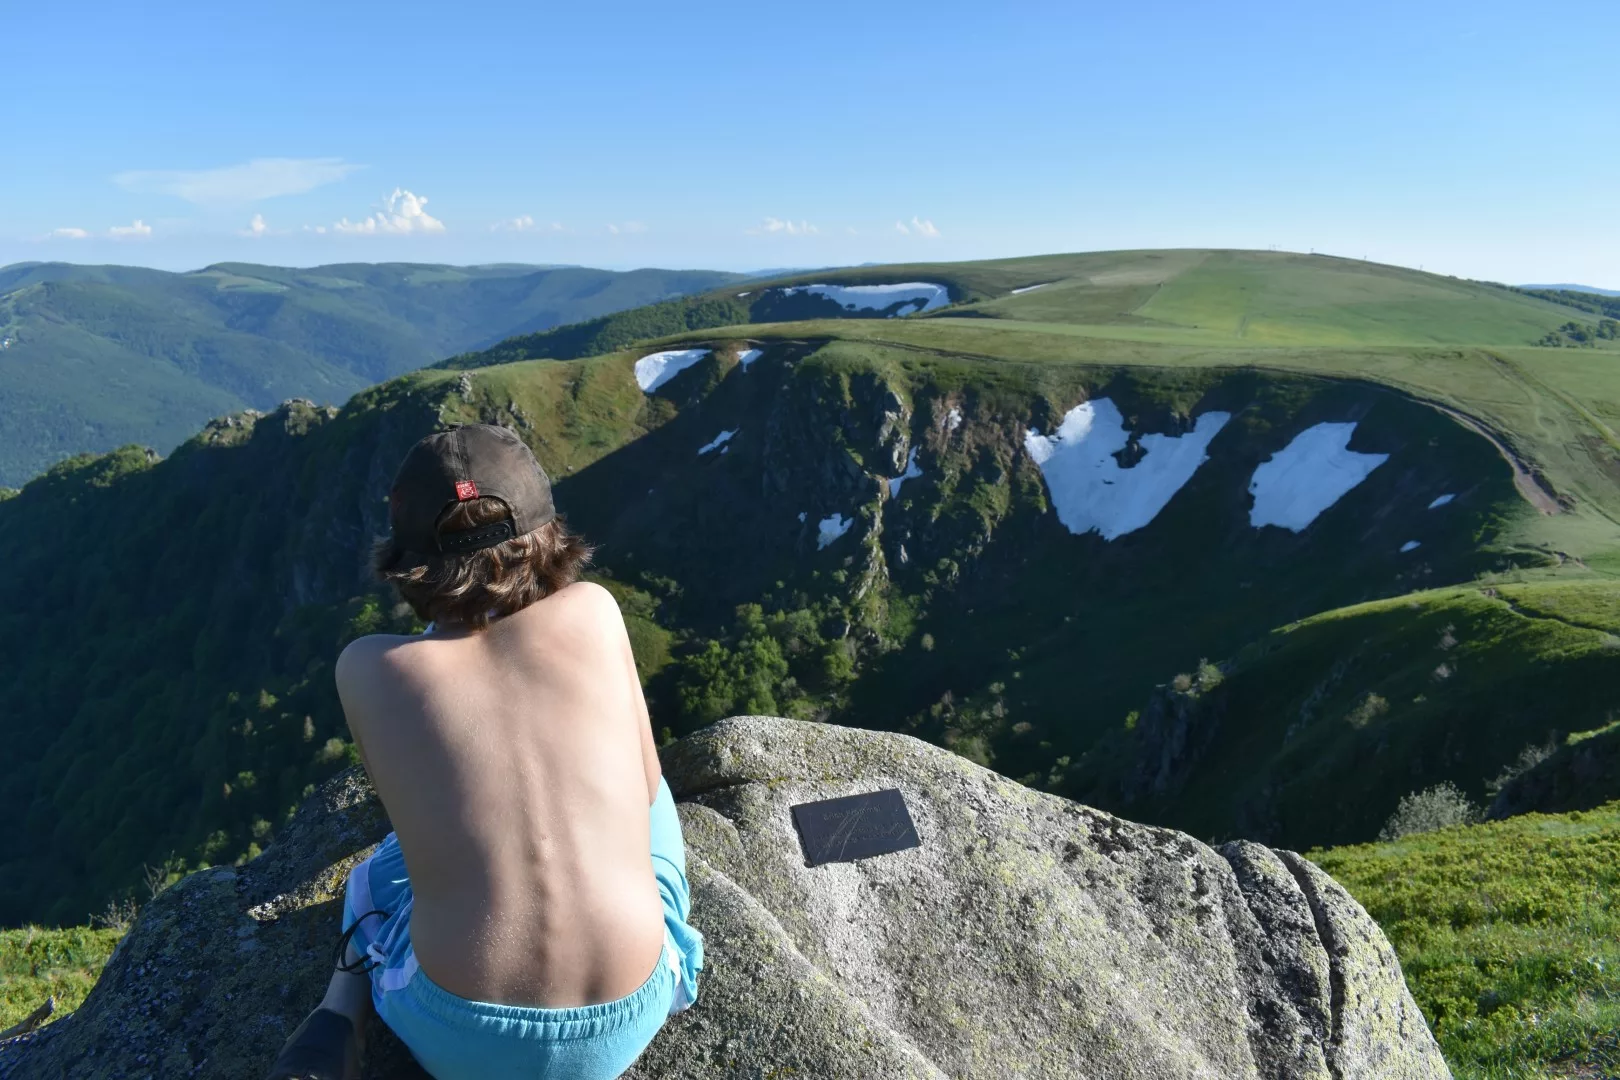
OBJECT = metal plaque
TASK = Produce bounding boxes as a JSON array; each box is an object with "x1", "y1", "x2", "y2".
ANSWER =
[{"x1": 790, "y1": 788, "x2": 921, "y2": 866}]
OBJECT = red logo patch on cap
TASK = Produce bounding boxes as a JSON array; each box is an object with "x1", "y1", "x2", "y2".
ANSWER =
[{"x1": 454, "y1": 480, "x2": 479, "y2": 501}]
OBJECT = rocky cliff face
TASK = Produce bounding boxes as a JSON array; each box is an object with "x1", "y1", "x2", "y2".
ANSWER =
[{"x1": 0, "y1": 717, "x2": 1450, "y2": 1080}]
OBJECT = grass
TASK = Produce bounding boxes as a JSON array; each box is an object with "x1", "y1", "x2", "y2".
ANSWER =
[
  {"x1": 1312, "y1": 804, "x2": 1620, "y2": 1079},
  {"x1": 0, "y1": 925, "x2": 123, "y2": 1031}
]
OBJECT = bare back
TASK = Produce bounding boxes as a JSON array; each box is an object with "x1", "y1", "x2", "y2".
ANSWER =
[{"x1": 334, "y1": 581, "x2": 666, "y2": 1008}]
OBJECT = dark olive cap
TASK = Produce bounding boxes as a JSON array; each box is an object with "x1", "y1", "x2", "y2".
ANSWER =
[{"x1": 382, "y1": 423, "x2": 555, "y2": 571}]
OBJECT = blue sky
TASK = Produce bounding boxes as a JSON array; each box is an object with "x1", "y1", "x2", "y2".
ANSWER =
[{"x1": 4, "y1": 0, "x2": 1616, "y2": 285}]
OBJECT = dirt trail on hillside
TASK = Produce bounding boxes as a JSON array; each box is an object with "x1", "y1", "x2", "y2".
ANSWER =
[{"x1": 1431, "y1": 403, "x2": 1562, "y2": 514}]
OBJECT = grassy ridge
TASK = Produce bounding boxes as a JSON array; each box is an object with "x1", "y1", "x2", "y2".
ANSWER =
[
  {"x1": 0, "y1": 926, "x2": 122, "y2": 1031},
  {"x1": 1313, "y1": 805, "x2": 1620, "y2": 1079},
  {"x1": 1077, "y1": 580, "x2": 1620, "y2": 850}
]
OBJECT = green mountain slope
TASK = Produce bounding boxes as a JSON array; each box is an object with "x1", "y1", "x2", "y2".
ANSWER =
[
  {"x1": 1075, "y1": 580, "x2": 1620, "y2": 850},
  {"x1": 0, "y1": 262, "x2": 743, "y2": 486}
]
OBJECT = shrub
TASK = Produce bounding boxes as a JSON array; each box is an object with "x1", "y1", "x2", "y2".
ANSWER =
[{"x1": 1379, "y1": 782, "x2": 1481, "y2": 840}]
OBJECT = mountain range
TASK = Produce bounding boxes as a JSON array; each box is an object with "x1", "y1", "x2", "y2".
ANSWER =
[{"x1": 0, "y1": 261, "x2": 744, "y2": 486}]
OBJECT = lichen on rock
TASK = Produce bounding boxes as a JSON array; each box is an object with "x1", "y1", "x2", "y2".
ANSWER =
[{"x1": 0, "y1": 717, "x2": 1451, "y2": 1079}]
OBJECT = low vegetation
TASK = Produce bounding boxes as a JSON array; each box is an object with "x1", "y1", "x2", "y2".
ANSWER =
[
  {"x1": 0, "y1": 926, "x2": 123, "y2": 1032},
  {"x1": 1314, "y1": 803, "x2": 1620, "y2": 1079}
]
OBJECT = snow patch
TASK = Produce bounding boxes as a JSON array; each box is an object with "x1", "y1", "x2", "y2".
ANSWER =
[
  {"x1": 1248, "y1": 423, "x2": 1388, "y2": 532},
  {"x1": 1428, "y1": 493, "x2": 1455, "y2": 509},
  {"x1": 817, "y1": 513, "x2": 854, "y2": 549},
  {"x1": 1024, "y1": 399, "x2": 1231, "y2": 540},
  {"x1": 1010, "y1": 282, "x2": 1051, "y2": 295},
  {"x1": 737, "y1": 348, "x2": 764, "y2": 372},
  {"x1": 782, "y1": 282, "x2": 948, "y2": 316},
  {"x1": 797, "y1": 511, "x2": 807, "y2": 523},
  {"x1": 945, "y1": 406, "x2": 962, "y2": 431},
  {"x1": 1400, "y1": 540, "x2": 1422, "y2": 553},
  {"x1": 736, "y1": 291, "x2": 751, "y2": 298},
  {"x1": 697, "y1": 429, "x2": 736, "y2": 455},
  {"x1": 634, "y1": 349, "x2": 710, "y2": 393},
  {"x1": 888, "y1": 447, "x2": 923, "y2": 498}
]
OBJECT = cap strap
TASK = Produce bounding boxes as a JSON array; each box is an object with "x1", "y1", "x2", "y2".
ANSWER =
[{"x1": 436, "y1": 519, "x2": 516, "y2": 554}]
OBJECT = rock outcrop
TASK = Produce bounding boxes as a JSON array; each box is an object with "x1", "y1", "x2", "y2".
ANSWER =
[{"x1": 0, "y1": 717, "x2": 1451, "y2": 1079}]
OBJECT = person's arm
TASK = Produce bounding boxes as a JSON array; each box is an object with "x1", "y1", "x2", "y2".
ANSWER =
[
  {"x1": 585, "y1": 582, "x2": 663, "y2": 806},
  {"x1": 334, "y1": 638, "x2": 380, "y2": 785},
  {"x1": 622, "y1": 616, "x2": 662, "y2": 807}
]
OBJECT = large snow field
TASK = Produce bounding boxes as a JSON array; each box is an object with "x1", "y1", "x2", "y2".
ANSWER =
[
  {"x1": 634, "y1": 348, "x2": 710, "y2": 393},
  {"x1": 736, "y1": 348, "x2": 764, "y2": 371},
  {"x1": 817, "y1": 513, "x2": 854, "y2": 549},
  {"x1": 888, "y1": 447, "x2": 923, "y2": 497},
  {"x1": 697, "y1": 429, "x2": 736, "y2": 455},
  {"x1": 1024, "y1": 399, "x2": 1231, "y2": 540},
  {"x1": 781, "y1": 282, "x2": 949, "y2": 316},
  {"x1": 1248, "y1": 423, "x2": 1388, "y2": 532}
]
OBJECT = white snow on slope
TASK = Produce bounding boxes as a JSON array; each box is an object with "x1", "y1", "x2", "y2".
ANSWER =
[
  {"x1": 888, "y1": 447, "x2": 923, "y2": 498},
  {"x1": 1400, "y1": 540, "x2": 1422, "y2": 553},
  {"x1": 945, "y1": 406, "x2": 962, "y2": 431},
  {"x1": 817, "y1": 513, "x2": 854, "y2": 549},
  {"x1": 797, "y1": 511, "x2": 807, "y2": 523},
  {"x1": 1024, "y1": 399, "x2": 1231, "y2": 540},
  {"x1": 698, "y1": 429, "x2": 736, "y2": 455},
  {"x1": 1010, "y1": 282, "x2": 1051, "y2": 295},
  {"x1": 737, "y1": 348, "x2": 764, "y2": 371},
  {"x1": 634, "y1": 349, "x2": 710, "y2": 393},
  {"x1": 1248, "y1": 423, "x2": 1388, "y2": 532},
  {"x1": 1428, "y1": 493, "x2": 1455, "y2": 509},
  {"x1": 783, "y1": 282, "x2": 949, "y2": 316}
]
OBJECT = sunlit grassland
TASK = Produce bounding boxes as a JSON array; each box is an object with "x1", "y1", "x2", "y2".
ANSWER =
[{"x1": 1313, "y1": 804, "x2": 1620, "y2": 1079}]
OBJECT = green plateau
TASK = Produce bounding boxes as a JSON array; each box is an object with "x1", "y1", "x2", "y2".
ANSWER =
[{"x1": 4, "y1": 248, "x2": 1620, "y2": 1077}]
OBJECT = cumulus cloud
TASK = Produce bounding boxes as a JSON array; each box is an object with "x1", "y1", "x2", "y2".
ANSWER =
[
  {"x1": 108, "y1": 220, "x2": 153, "y2": 238},
  {"x1": 333, "y1": 189, "x2": 446, "y2": 234},
  {"x1": 47, "y1": 227, "x2": 89, "y2": 239},
  {"x1": 748, "y1": 217, "x2": 818, "y2": 236},
  {"x1": 895, "y1": 216, "x2": 941, "y2": 238},
  {"x1": 606, "y1": 221, "x2": 647, "y2": 235},
  {"x1": 114, "y1": 157, "x2": 363, "y2": 205},
  {"x1": 491, "y1": 215, "x2": 564, "y2": 233},
  {"x1": 241, "y1": 213, "x2": 270, "y2": 237}
]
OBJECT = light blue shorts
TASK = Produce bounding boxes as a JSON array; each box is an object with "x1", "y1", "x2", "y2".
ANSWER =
[{"x1": 341, "y1": 776, "x2": 704, "y2": 1080}]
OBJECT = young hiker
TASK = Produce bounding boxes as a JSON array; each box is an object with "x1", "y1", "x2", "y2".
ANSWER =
[{"x1": 267, "y1": 423, "x2": 703, "y2": 1080}]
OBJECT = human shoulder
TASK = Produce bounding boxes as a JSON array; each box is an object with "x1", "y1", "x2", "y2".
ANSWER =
[
  {"x1": 335, "y1": 631, "x2": 412, "y2": 690},
  {"x1": 550, "y1": 580, "x2": 622, "y2": 620}
]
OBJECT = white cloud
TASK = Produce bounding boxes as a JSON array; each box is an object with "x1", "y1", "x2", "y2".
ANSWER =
[
  {"x1": 303, "y1": 225, "x2": 329, "y2": 235},
  {"x1": 895, "y1": 216, "x2": 941, "y2": 238},
  {"x1": 606, "y1": 221, "x2": 647, "y2": 235},
  {"x1": 108, "y1": 220, "x2": 152, "y2": 238},
  {"x1": 113, "y1": 157, "x2": 363, "y2": 205},
  {"x1": 241, "y1": 213, "x2": 270, "y2": 237},
  {"x1": 47, "y1": 227, "x2": 89, "y2": 239},
  {"x1": 491, "y1": 215, "x2": 565, "y2": 233},
  {"x1": 748, "y1": 217, "x2": 818, "y2": 236},
  {"x1": 332, "y1": 188, "x2": 446, "y2": 235}
]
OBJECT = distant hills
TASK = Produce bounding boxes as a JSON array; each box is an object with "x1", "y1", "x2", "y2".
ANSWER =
[
  {"x1": 1520, "y1": 282, "x2": 1620, "y2": 296},
  {"x1": 0, "y1": 261, "x2": 743, "y2": 486}
]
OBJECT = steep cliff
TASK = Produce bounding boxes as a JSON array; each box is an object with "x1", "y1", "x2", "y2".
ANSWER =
[{"x1": 0, "y1": 717, "x2": 1450, "y2": 1079}]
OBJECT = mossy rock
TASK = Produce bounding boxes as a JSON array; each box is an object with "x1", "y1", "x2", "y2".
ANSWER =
[{"x1": 0, "y1": 718, "x2": 1450, "y2": 1079}]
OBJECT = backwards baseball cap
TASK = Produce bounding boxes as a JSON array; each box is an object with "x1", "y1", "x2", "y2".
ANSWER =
[{"x1": 381, "y1": 423, "x2": 556, "y2": 571}]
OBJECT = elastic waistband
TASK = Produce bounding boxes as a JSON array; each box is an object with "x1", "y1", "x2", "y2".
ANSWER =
[{"x1": 403, "y1": 938, "x2": 674, "y2": 1040}]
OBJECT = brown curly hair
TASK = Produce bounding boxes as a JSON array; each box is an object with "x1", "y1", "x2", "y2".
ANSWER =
[{"x1": 372, "y1": 496, "x2": 594, "y2": 630}]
